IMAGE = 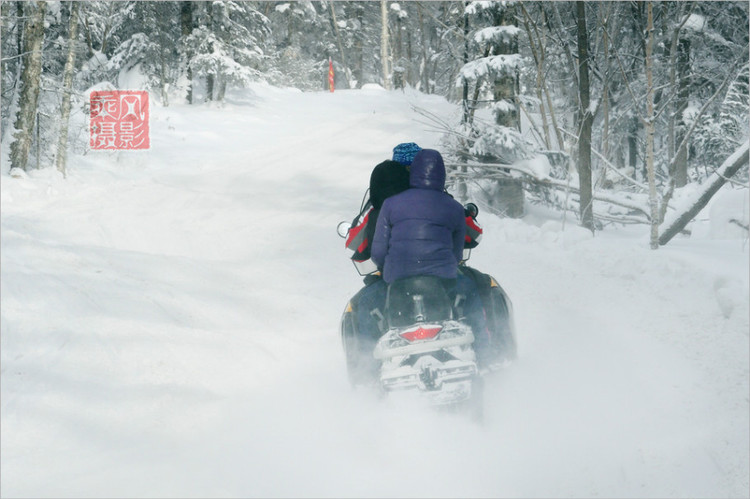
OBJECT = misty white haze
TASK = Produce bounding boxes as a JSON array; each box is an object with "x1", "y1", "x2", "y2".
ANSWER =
[
  {"x1": 2, "y1": 1, "x2": 750, "y2": 496},
  {"x1": 1, "y1": 83, "x2": 748, "y2": 498}
]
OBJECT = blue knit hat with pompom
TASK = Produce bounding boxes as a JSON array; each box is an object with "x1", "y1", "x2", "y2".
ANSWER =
[{"x1": 392, "y1": 142, "x2": 422, "y2": 166}]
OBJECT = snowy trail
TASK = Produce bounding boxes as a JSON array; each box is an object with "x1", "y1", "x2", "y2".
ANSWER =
[
  {"x1": 1, "y1": 85, "x2": 748, "y2": 498},
  {"x1": 472, "y1": 222, "x2": 748, "y2": 497}
]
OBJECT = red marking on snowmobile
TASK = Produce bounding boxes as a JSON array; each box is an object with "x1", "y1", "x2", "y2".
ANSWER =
[{"x1": 400, "y1": 325, "x2": 443, "y2": 342}]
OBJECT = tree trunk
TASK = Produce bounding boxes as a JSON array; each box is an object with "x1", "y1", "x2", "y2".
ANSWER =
[
  {"x1": 380, "y1": 0, "x2": 391, "y2": 90},
  {"x1": 99, "y1": 2, "x2": 115, "y2": 55},
  {"x1": 16, "y1": 1, "x2": 23, "y2": 56},
  {"x1": 406, "y1": 23, "x2": 413, "y2": 87},
  {"x1": 159, "y1": 43, "x2": 169, "y2": 106},
  {"x1": 181, "y1": 1, "x2": 193, "y2": 104},
  {"x1": 461, "y1": 3, "x2": 470, "y2": 125},
  {"x1": 645, "y1": 2, "x2": 659, "y2": 249},
  {"x1": 206, "y1": 74, "x2": 214, "y2": 102},
  {"x1": 9, "y1": 1, "x2": 45, "y2": 172},
  {"x1": 329, "y1": 2, "x2": 350, "y2": 88},
  {"x1": 354, "y1": 3, "x2": 364, "y2": 87},
  {"x1": 521, "y1": 4, "x2": 552, "y2": 149},
  {"x1": 659, "y1": 142, "x2": 749, "y2": 246},
  {"x1": 205, "y1": 2, "x2": 214, "y2": 102},
  {"x1": 601, "y1": 4, "x2": 612, "y2": 171},
  {"x1": 457, "y1": 1, "x2": 470, "y2": 201},
  {"x1": 217, "y1": 80, "x2": 227, "y2": 102},
  {"x1": 485, "y1": 3, "x2": 524, "y2": 218},
  {"x1": 83, "y1": 15, "x2": 94, "y2": 58},
  {"x1": 576, "y1": 1, "x2": 594, "y2": 231},
  {"x1": 666, "y1": 12, "x2": 679, "y2": 181},
  {"x1": 55, "y1": 1, "x2": 79, "y2": 177},
  {"x1": 551, "y1": 4, "x2": 580, "y2": 109},
  {"x1": 417, "y1": 3, "x2": 429, "y2": 92},
  {"x1": 393, "y1": 11, "x2": 403, "y2": 90},
  {"x1": 673, "y1": 38, "x2": 690, "y2": 186},
  {"x1": 155, "y1": 2, "x2": 169, "y2": 107},
  {"x1": 629, "y1": 114, "x2": 639, "y2": 179}
]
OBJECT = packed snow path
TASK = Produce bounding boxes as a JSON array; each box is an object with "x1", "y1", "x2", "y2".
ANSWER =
[{"x1": 2, "y1": 85, "x2": 748, "y2": 498}]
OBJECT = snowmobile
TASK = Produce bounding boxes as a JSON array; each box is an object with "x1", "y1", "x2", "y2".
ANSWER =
[{"x1": 337, "y1": 203, "x2": 517, "y2": 410}]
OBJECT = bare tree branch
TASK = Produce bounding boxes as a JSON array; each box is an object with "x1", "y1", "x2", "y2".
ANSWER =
[{"x1": 659, "y1": 141, "x2": 750, "y2": 246}]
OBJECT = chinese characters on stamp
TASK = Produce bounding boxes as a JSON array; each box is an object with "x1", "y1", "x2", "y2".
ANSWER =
[{"x1": 90, "y1": 91, "x2": 150, "y2": 150}]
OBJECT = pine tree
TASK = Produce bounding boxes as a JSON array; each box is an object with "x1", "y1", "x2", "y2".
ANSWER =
[
  {"x1": 456, "y1": 1, "x2": 526, "y2": 218},
  {"x1": 185, "y1": 1, "x2": 268, "y2": 102}
]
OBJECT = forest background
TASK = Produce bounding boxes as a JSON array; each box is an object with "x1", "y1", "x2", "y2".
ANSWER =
[{"x1": 2, "y1": 1, "x2": 749, "y2": 243}]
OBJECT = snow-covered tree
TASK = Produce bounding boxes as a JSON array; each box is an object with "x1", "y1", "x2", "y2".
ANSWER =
[
  {"x1": 453, "y1": 1, "x2": 527, "y2": 217},
  {"x1": 265, "y1": 1, "x2": 333, "y2": 90},
  {"x1": 1, "y1": 1, "x2": 25, "y2": 133},
  {"x1": 719, "y1": 63, "x2": 750, "y2": 165},
  {"x1": 2, "y1": 0, "x2": 746, "y2": 242},
  {"x1": 184, "y1": 2, "x2": 269, "y2": 103}
]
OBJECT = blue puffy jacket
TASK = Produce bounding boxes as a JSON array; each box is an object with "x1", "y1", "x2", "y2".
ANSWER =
[{"x1": 371, "y1": 149, "x2": 465, "y2": 283}]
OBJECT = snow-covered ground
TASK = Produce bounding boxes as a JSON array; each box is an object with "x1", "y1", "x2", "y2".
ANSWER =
[{"x1": 1, "y1": 84, "x2": 748, "y2": 498}]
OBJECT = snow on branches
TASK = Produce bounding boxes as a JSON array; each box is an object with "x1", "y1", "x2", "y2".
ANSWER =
[
  {"x1": 474, "y1": 26, "x2": 522, "y2": 46},
  {"x1": 470, "y1": 123, "x2": 531, "y2": 164},
  {"x1": 458, "y1": 54, "x2": 522, "y2": 84}
]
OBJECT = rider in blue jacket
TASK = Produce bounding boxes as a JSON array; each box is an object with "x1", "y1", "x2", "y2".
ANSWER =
[
  {"x1": 344, "y1": 146, "x2": 509, "y2": 384},
  {"x1": 369, "y1": 148, "x2": 501, "y2": 367},
  {"x1": 371, "y1": 149, "x2": 465, "y2": 285}
]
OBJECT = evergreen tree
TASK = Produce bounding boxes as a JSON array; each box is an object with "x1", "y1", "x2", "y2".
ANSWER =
[
  {"x1": 185, "y1": 1, "x2": 269, "y2": 102},
  {"x1": 454, "y1": 1, "x2": 528, "y2": 217},
  {"x1": 1, "y1": 0, "x2": 746, "y2": 241}
]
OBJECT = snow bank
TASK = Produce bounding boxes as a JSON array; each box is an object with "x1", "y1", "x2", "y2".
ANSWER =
[{"x1": 709, "y1": 187, "x2": 749, "y2": 238}]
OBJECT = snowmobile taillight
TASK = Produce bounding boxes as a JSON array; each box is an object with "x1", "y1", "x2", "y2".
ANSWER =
[{"x1": 400, "y1": 325, "x2": 443, "y2": 342}]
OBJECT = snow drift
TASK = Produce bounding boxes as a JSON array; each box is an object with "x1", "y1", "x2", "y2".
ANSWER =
[{"x1": 1, "y1": 84, "x2": 748, "y2": 498}]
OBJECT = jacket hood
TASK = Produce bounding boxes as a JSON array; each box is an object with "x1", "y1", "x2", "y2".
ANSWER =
[{"x1": 409, "y1": 149, "x2": 446, "y2": 191}]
